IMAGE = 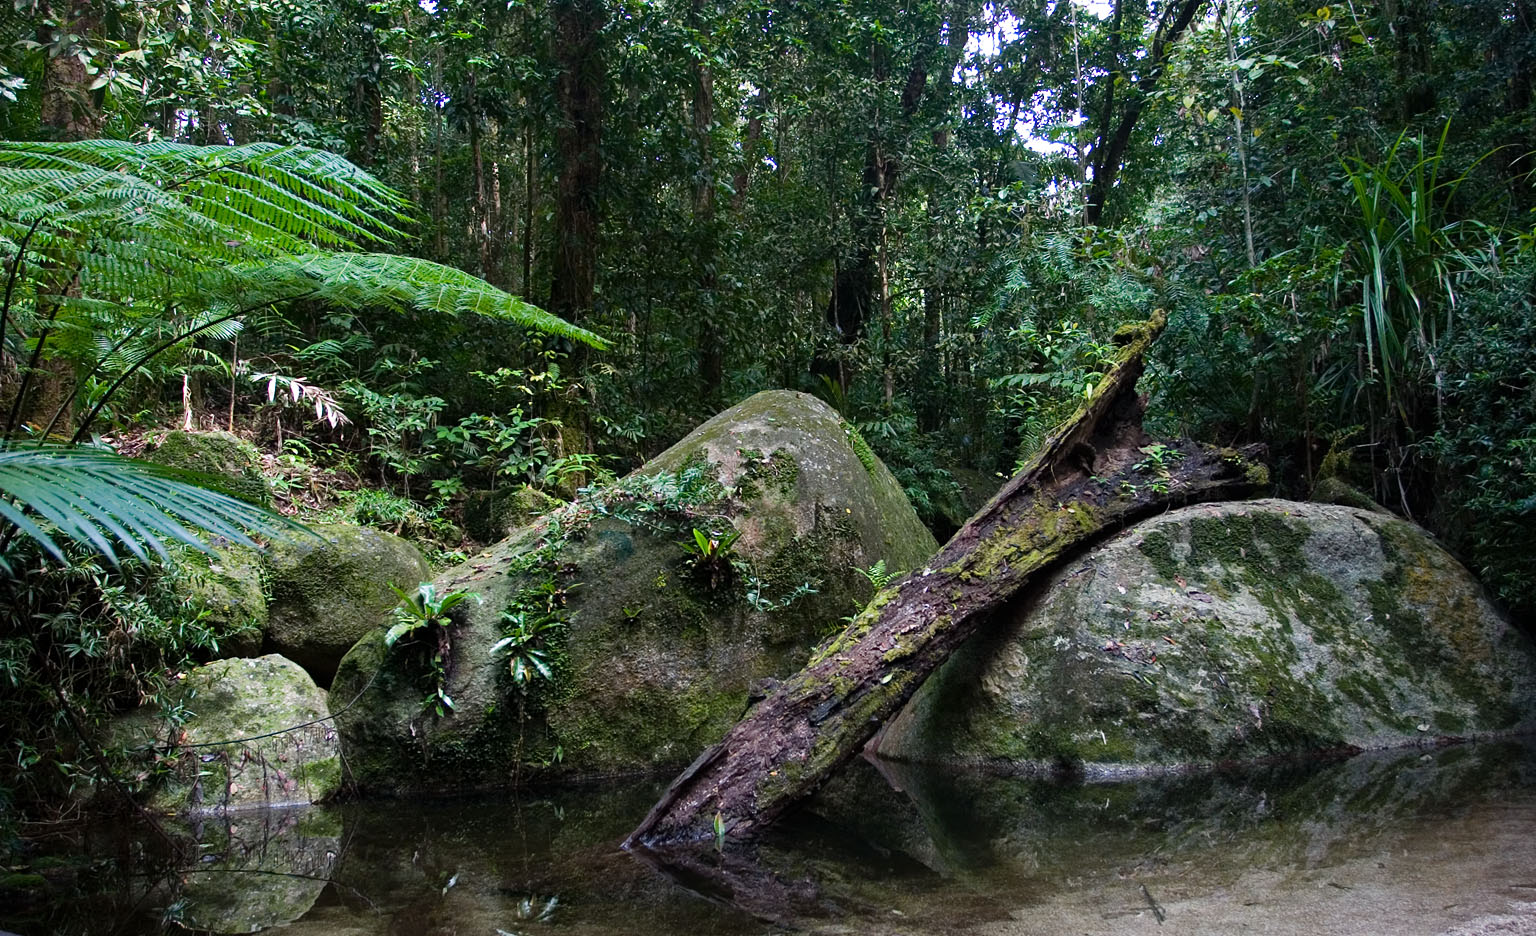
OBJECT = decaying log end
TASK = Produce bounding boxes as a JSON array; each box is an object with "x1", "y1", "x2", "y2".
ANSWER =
[{"x1": 624, "y1": 309, "x2": 1269, "y2": 849}]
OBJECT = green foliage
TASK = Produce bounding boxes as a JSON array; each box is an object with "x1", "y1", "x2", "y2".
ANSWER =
[
  {"x1": 0, "y1": 547, "x2": 239, "y2": 830},
  {"x1": 679, "y1": 526, "x2": 742, "y2": 591},
  {"x1": 0, "y1": 444, "x2": 306, "y2": 573},
  {"x1": 1430, "y1": 255, "x2": 1536, "y2": 618},
  {"x1": 491, "y1": 609, "x2": 562, "y2": 687},
  {"x1": 1341, "y1": 124, "x2": 1498, "y2": 414},
  {"x1": 385, "y1": 583, "x2": 479, "y2": 717}
]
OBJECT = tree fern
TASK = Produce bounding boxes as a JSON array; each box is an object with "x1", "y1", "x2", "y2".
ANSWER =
[
  {"x1": 0, "y1": 139, "x2": 605, "y2": 569},
  {"x1": 0, "y1": 445, "x2": 308, "y2": 573}
]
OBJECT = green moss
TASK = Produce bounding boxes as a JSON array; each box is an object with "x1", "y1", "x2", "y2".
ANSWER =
[
  {"x1": 1136, "y1": 528, "x2": 1180, "y2": 581},
  {"x1": 841, "y1": 420, "x2": 879, "y2": 476},
  {"x1": 143, "y1": 430, "x2": 270, "y2": 507},
  {"x1": 738, "y1": 449, "x2": 801, "y2": 502}
]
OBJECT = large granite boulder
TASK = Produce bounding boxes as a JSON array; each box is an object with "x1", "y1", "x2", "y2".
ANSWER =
[
  {"x1": 264, "y1": 523, "x2": 429, "y2": 686},
  {"x1": 462, "y1": 484, "x2": 565, "y2": 543},
  {"x1": 878, "y1": 499, "x2": 1536, "y2": 772},
  {"x1": 333, "y1": 389, "x2": 939, "y2": 793},
  {"x1": 114, "y1": 655, "x2": 341, "y2": 814},
  {"x1": 142, "y1": 430, "x2": 271, "y2": 507}
]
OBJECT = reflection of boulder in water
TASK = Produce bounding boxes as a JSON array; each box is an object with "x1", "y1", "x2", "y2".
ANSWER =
[
  {"x1": 812, "y1": 741, "x2": 1536, "y2": 883},
  {"x1": 324, "y1": 785, "x2": 766, "y2": 935},
  {"x1": 170, "y1": 807, "x2": 340, "y2": 934}
]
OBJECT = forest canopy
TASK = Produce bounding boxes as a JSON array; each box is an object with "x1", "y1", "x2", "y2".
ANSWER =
[{"x1": 1, "y1": 0, "x2": 1532, "y2": 612}]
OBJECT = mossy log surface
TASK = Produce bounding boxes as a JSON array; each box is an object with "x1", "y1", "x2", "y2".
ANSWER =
[{"x1": 625, "y1": 311, "x2": 1268, "y2": 847}]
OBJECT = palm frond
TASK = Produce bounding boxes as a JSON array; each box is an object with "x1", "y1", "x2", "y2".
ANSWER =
[{"x1": 0, "y1": 444, "x2": 309, "y2": 573}]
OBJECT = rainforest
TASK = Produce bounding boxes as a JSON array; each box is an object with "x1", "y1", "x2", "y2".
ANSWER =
[{"x1": 2, "y1": 2, "x2": 1535, "y2": 934}]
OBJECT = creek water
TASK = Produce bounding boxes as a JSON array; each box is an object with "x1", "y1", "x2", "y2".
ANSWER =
[{"x1": 7, "y1": 738, "x2": 1536, "y2": 936}]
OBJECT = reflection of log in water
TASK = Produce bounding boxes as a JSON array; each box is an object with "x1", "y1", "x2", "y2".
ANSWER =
[
  {"x1": 625, "y1": 842, "x2": 831, "y2": 929},
  {"x1": 626, "y1": 740, "x2": 1536, "y2": 929}
]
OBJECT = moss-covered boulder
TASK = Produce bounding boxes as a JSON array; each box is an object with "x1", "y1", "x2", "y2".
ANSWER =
[
  {"x1": 462, "y1": 484, "x2": 566, "y2": 543},
  {"x1": 114, "y1": 655, "x2": 341, "y2": 814},
  {"x1": 142, "y1": 430, "x2": 270, "y2": 507},
  {"x1": 264, "y1": 523, "x2": 429, "y2": 686},
  {"x1": 878, "y1": 499, "x2": 1536, "y2": 772},
  {"x1": 180, "y1": 546, "x2": 267, "y2": 657},
  {"x1": 333, "y1": 389, "x2": 938, "y2": 793}
]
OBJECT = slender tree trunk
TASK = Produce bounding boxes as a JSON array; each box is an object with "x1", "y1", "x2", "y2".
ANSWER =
[
  {"x1": 550, "y1": 0, "x2": 606, "y2": 456},
  {"x1": 813, "y1": 55, "x2": 928, "y2": 387},
  {"x1": 524, "y1": 117, "x2": 537, "y2": 297},
  {"x1": 691, "y1": 8, "x2": 723, "y2": 404},
  {"x1": 469, "y1": 71, "x2": 492, "y2": 278},
  {"x1": 626, "y1": 313, "x2": 1268, "y2": 847},
  {"x1": 1085, "y1": 0, "x2": 1207, "y2": 225},
  {"x1": 488, "y1": 159, "x2": 503, "y2": 285},
  {"x1": 918, "y1": 0, "x2": 975, "y2": 432},
  {"x1": 433, "y1": 49, "x2": 447, "y2": 261}
]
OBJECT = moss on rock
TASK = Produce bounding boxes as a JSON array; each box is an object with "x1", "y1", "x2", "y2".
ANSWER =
[
  {"x1": 142, "y1": 430, "x2": 271, "y2": 507},
  {"x1": 179, "y1": 546, "x2": 267, "y2": 657},
  {"x1": 332, "y1": 390, "x2": 939, "y2": 793},
  {"x1": 879, "y1": 499, "x2": 1536, "y2": 773},
  {"x1": 114, "y1": 655, "x2": 341, "y2": 814},
  {"x1": 264, "y1": 523, "x2": 429, "y2": 686},
  {"x1": 463, "y1": 484, "x2": 566, "y2": 543}
]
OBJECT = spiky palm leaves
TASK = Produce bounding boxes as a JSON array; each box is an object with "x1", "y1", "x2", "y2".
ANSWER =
[
  {"x1": 0, "y1": 445, "x2": 305, "y2": 573},
  {"x1": 0, "y1": 139, "x2": 605, "y2": 569}
]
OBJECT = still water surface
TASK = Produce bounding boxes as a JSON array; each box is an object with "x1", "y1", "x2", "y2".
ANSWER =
[{"x1": 7, "y1": 739, "x2": 1536, "y2": 935}]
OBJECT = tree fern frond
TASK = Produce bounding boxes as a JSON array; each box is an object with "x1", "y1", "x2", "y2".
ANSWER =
[
  {"x1": 248, "y1": 254, "x2": 610, "y2": 349},
  {"x1": 0, "y1": 444, "x2": 308, "y2": 572}
]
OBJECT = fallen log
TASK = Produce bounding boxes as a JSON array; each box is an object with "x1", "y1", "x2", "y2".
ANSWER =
[{"x1": 625, "y1": 310, "x2": 1268, "y2": 847}]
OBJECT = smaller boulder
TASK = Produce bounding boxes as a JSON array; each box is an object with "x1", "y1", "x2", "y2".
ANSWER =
[
  {"x1": 264, "y1": 523, "x2": 429, "y2": 686},
  {"x1": 114, "y1": 655, "x2": 341, "y2": 814},
  {"x1": 142, "y1": 430, "x2": 270, "y2": 507},
  {"x1": 880, "y1": 500, "x2": 1536, "y2": 772},
  {"x1": 462, "y1": 484, "x2": 564, "y2": 543}
]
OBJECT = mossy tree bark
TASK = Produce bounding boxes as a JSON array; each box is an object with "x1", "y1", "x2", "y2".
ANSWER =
[{"x1": 626, "y1": 310, "x2": 1269, "y2": 847}]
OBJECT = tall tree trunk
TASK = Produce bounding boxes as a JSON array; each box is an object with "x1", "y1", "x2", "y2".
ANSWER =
[
  {"x1": 433, "y1": 49, "x2": 447, "y2": 261},
  {"x1": 691, "y1": 6, "x2": 723, "y2": 404},
  {"x1": 37, "y1": 1, "x2": 102, "y2": 141},
  {"x1": 469, "y1": 71, "x2": 492, "y2": 278},
  {"x1": 918, "y1": 0, "x2": 975, "y2": 432},
  {"x1": 813, "y1": 57, "x2": 929, "y2": 389},
  {"x1": 550, "y1": 0, "x2": 606, "y2": 455},
  {"x1": 21, "y1": 0, "x2": 100, "y2": 432},
  {"x1": 626, "y1": 313, "x2": 1269, "y2": 847},
  {"x1": 551, "y1": 0, "x2": 605, "y2": 333},
  {"x1": 524, "y1": 117, "x2": 537, "y2": 297}
]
